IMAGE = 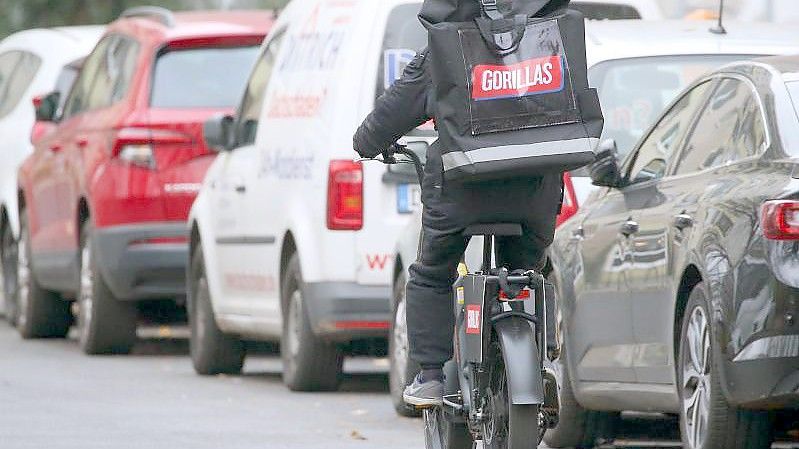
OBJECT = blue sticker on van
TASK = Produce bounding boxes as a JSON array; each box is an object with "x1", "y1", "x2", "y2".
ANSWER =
[{"x1": 384, "y1": 49, "x2": 416, "y2": 90}]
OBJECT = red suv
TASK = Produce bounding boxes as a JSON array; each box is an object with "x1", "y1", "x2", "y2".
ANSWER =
[{"x1": 16, "y1": 7, "x2": 272, "y2": 353}]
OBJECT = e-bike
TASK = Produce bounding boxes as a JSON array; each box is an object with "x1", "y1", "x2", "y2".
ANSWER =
[{"x1": 380, "y1": 144, "x2": 559, "y2": 449}]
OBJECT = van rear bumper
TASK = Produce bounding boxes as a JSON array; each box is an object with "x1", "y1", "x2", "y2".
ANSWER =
[{"x1": 302, "y1": 282, "x2": 391, "y2": 341}]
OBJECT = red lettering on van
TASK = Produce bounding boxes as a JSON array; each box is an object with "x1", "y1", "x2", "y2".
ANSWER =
[{"x1": 366, "y1": 254, "x2": 392, "y2": 271}]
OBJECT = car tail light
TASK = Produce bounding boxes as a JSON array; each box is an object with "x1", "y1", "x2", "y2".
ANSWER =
[
  {"x1": 327, "y1": 160, "x2": 363, "y2": 230},
  {"x1": 762, "y1": 200, "x2": 799, "y2": 240},
  {"x1": 556, "y1": 172, "x2": 579, "y2": 227},
  {"x1": 111, "y1": 127, "x2": 192, "y2": 170}
]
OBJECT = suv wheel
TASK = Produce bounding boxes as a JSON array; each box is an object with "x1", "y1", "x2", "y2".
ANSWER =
[
  {"x1": 281, "y1": 253, "x2": 343, "y2": 391},
  {"x1": 189, "y1": 242, "x2": 245, "y2": 375},
  {"x1": 389, "y1": 269, "x2": 420, "y2": 417},
  {"x1": 677, "y1": 283, "x2": 773, "y2": 449},
  {"x1": 1, "y1": 221, "x2": 19, "y2": 325},
  {"x1": 543, "y1": 345, "x2": 619, "y2": 448},
  {"x1": 77, "y1": 222, "x2": 137, "y2": 354},
  {"x1": 16, "y1": 212, "x2": 71, "y2": 338}
]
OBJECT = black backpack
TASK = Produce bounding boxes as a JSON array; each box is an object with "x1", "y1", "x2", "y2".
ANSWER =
[{"x1": 420, "y1": 0, "x2": 603, "y2": 183}]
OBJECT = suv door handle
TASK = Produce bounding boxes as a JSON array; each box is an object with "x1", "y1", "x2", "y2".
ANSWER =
[
  {"x1": 49, "y1": 144, "x2": 62, "y2": 153},
  {"x1": 620, "y1": 219, "x2": 639, "y2": 236},
  {"x1": 673, "y1": 213, "x2": 694, "y2": 230},
  {"x1": 234, "y1": 184, "x2": 246, "y2": 193},
  {"x1": 570, "y1": 226, "x2": 584, "y2": 240}
]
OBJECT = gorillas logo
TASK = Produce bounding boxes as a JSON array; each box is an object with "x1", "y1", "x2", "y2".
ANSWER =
[{"x1": 471, "y1": 55, "x2": 564, "y2": 101}]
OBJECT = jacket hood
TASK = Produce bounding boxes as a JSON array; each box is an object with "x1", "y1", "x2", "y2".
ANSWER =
[{"x1": 419, "y1": 0, "x2": 570, "y2": 24}]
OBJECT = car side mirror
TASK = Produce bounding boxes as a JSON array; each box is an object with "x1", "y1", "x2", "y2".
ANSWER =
[
  {"x1": 203, "y1": 114, "x2": 234, "y2": 152},
  {"x1": 33, "y1": 91, "x2": 60, "y2": 122},
  {"x1": 590, "y1": 139, "x2": 624, "y2": 188}
]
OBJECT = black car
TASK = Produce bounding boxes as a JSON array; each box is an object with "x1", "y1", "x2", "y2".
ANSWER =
[{"x1": 545, "y1": 55, "x2": 799, "y2": 449}]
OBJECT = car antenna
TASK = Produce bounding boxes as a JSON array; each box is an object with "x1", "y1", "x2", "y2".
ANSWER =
[{"x1": 709, "y1": 0, "x2": 727, "y2": 35}]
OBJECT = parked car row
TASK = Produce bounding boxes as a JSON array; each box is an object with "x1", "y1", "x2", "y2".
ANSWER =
[{"x1": 0, "y1": 2, "x2": 797, "y2": 449}]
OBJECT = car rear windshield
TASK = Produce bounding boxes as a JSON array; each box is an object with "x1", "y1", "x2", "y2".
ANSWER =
[
  {"x1": 786, "y1": 81, "x2": 799, "y2": 157},
  {"x1": 151, "y1": 46, "x2": 259, "y2": 108},
  {"x1": 377, "y1": 3, "x2": 426, "y2": 97},
  {"x1": 589, "y1": 54, "x2": 760, "y2": 159}
]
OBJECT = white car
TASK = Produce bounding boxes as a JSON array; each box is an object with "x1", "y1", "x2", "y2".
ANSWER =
[
  {"x1": 188, "y1": 0, "x2": 435, "y2": 391},
  {"x1": 388, "y1": 19, "x2": 799, "y2": 417},
  {"x1": 0, "y1": 26, "x2": 103, "y2": 323}
]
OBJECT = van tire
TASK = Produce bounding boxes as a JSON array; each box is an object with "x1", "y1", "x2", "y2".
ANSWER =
[
  {"x1": 389, "y1": 270, "x2": 421, "y2": 417},
  {"x1": 543, "y1": 345, "x2": 619, "y2": 448},
  {"x1": 189, "y1": 242, "x2": 245, "y2": 375},
  {"x1": 16, "y1": 212, "x2": 71, "y2": 339},
  {"x1": 77, "y1": 222, "x2": 137, "y2": 355},
  {"x1": 2, "y1": 220, "x2": 20, "y2": 326},
  {"x1": 281, "y1": 254, "x2": 343, "y2": 392}
]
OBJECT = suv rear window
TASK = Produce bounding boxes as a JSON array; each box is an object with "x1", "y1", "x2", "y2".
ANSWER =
[{"x1": 151, "y1": 46, "x2": 259, "y2": 108}]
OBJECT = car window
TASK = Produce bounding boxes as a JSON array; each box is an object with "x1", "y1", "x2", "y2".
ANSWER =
[
  {"x1": 569, "y1": 2, "x2": 642, "y2": 19},
  {"x1": 786, "y1": 81, "x2": 799, "y2": 157},
  {"x1": 87, "y1": 36, "x2": 139, "y2": 109},
  {"x1": 53, "y1": 64, "x2": 80, "y2": 117},
  {"x1": 627, "y1": 80, "x2": 713, "y2": 183},
  {"x1": 235, "y1": 33, "x2": 284, "y2": 146},
  {"x1": 376, "y1": 3, "x2": 426, "y2": 97},
  {"x1": 0, "y1": 51, "x2": 42, "y2": 119},
  {"x1": 674, "y1": 78, "x2": 765, "y2": 175},
  {"x1": 589, "y1": 55, "x2": 760, "y2": 159},
  {"x1": 63, "y1": 38, "x2": 111, "y2": 118},
  {"x1": 151, "y1": 46, "x2": 259, "y2": 109}
]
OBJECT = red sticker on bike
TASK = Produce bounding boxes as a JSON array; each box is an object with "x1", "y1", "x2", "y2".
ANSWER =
[
  {"x1": 471, "y1": 55, "x2": 564, "y2": 101},
  {"x1": 466, "y1": 305, "x2": 481, "y2": 335}
]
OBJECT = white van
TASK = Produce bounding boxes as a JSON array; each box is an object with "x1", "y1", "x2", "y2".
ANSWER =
[
  {"x1": 188, "y1": 0, "x2": 433, "y2": 390},
  {"x1": 0, "y1": 26, "x2": 103, "y2": 322}
]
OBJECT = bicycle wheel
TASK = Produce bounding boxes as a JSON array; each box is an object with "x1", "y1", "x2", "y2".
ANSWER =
[
  {"x1": 424, "y1": 407, "x2": 474, "y2": 449},
  {"x1": 483, "y1": 343, "x2": 540, "y2": 449}
]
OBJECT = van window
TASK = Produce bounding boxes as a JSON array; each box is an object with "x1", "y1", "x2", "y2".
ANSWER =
[
  {"x1": 235, "y1": 34, "x2": 284, "y2": 146},
  {"x1": 151, "y1": 46, "x2": 259, "y2": 109},
  {"x1": 376, "y1": 3, "x2": 426, "y2": 97}
]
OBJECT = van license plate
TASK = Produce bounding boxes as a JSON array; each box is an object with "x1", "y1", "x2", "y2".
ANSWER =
[{"x1": 397, "y1": 184, "x2": 421, "y2": 214}]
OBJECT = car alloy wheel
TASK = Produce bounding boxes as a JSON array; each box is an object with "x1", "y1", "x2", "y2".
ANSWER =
[
  {"x1": 681, "y1": 305, "x2": 711, "y2": 449},
  {"x1": 77, "y1": 237, "x2": 94, "y2": 342},
  {"x1": 15, "y1": 225, "x2": 31, "y2": 329}
]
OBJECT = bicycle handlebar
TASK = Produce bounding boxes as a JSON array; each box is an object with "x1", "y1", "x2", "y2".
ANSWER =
[{"x1": 381, "y1": 144, "x2": 425, "y2": 185}]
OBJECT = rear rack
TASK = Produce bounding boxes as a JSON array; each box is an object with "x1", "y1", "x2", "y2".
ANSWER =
[{"x1": 119, "y1": 6, "x2": 175, "y2": 28}]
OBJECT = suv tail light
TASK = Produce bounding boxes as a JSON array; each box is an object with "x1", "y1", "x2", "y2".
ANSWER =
[
  {"x1": 556, "y1": 172, "x2": 579, "y2": 227},
  {"x1": 111, "y1": 127, "x2": 192, "y2": 170},
  {"x1": 762, "y1": 200, "x2": 799, "y2": 240},
  {"x1": 327, "y1": 160, "x2": 363, "y2": 230}
]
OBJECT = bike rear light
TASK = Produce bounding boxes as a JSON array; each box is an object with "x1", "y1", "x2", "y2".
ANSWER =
[
  {"x1": 556, "y1": 172, "x2": 578, "y2": 227},
  {"x1": 499, "y1": 288, "x2": 531, "y2": 301},
  {"x1": 762, "y1": 200, "x2": 799, "y2": 240},
  {"x1": 327, "y1": 160, "x2": 363, "y2": 230}
]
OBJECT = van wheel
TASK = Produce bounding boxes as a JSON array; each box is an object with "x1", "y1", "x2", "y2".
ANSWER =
[
  {"x1": 543, "y1": 345, "x2": 619, "y2": 448},
  {"x1": 281, "y1": 254, "x2": 343, "y2": 391},
  {"x1": 189, "y1": 242, "x2": 245, "y2": 375},
  {"x1": 1, "y1": 220, "x2": 19, "y2": 325},
  {"x1": 389, "y1": 269, "x2": 421, "y2": 417},
  {"x1": 77, "y1": 222, "x2": 137, "y2": 354},
  {"x1": 16, "y1": 212, "x2": 71, "y2": 338},
  {"x1": 677, "y1": 283, "x2": 773, "y2": 449}
]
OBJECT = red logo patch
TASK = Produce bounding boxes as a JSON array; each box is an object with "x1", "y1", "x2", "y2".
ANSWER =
[
  {"x1": 471, "y1": 55, "x2": 564, "y2": 101},
  {"x1": 466, "y1": 305, "x2": 482, "y2": 335}
]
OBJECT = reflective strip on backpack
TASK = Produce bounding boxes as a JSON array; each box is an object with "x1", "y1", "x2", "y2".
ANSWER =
[{"x1": 441, "y1": 137, "x2": 599, "y2": 172}]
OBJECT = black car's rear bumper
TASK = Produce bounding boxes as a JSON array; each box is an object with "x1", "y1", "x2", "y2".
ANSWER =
[{"x1": 722, "y1": 341, "x2": 799, "y2": 408}]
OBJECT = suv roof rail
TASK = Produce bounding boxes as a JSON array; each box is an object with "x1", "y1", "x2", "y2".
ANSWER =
[{"x1": 119, "y1": 6, "x2": 176, "y2": 28}]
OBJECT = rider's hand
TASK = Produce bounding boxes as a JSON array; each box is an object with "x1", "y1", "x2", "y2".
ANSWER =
[{"x1": 352, "y1": 136, "x2": 383, "y2": 159}]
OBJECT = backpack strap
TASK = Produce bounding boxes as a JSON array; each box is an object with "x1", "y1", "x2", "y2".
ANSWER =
[
  {"x1": 475, "y1": 13, "x2": 528, "y2": 56},
  {"x1": 479, "y1": 0, "x2": 504, "y2": 21}
]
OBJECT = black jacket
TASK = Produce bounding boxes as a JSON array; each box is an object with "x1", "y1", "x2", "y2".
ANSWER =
[{"x1": 352, "y1": 49, "x2": 433, "y2": 158}]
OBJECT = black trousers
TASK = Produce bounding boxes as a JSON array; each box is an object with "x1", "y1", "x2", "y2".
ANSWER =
[{"x1": 406, "y1": 143, "x2": 563, "y2": 368}]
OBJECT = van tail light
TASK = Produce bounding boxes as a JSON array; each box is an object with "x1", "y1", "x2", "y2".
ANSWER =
[
  {"x1": 111, "y1": 127, "x2": 192, "y2": 170},
  {"x1": 327, "y1": 160, "x2": 363, "y2": 230},
  {"x1": 556, "y1": 172, "x2": 579, "y2": 227},
  {"x1": 761, "y1": 200, "x2": 799, "y2": 240}
]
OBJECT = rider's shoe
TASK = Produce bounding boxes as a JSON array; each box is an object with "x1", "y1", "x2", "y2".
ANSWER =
[{"x1": 403, "y1": 372, "x2": 444, "y2": 407}]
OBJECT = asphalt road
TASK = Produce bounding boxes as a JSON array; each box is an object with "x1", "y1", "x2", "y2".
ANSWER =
[{"x1": 2, "y1": 321, "x2": 795, "y2": 449}]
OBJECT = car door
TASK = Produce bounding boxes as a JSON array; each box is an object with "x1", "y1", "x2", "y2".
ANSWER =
[
  {"x1": 629, "y1": 76, "x2": 766, "y2": 384},
  {"x1": 622, "y1": 79, "x2": 716, "y2": 384},
  {"x1": 210, "y1": 33, "x2": 283, "y2": 321}
]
